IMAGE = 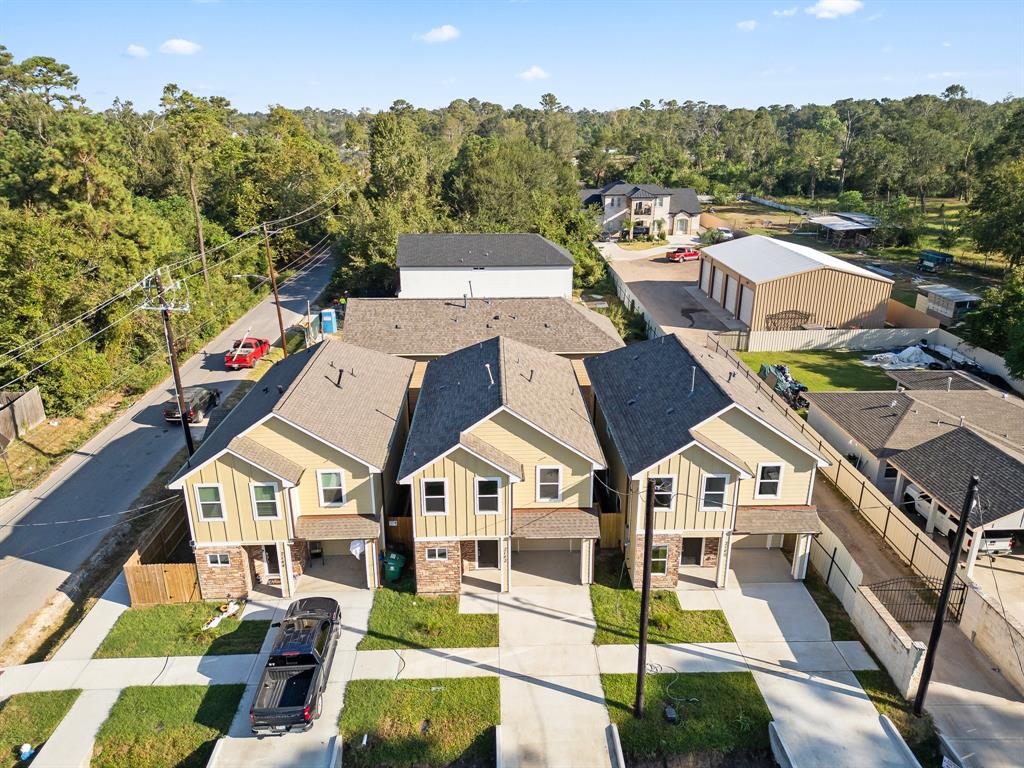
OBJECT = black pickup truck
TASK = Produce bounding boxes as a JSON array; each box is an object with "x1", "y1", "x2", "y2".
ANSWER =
[{"x1": 249, "y1": 597, "x2": 341, "y2": 735}]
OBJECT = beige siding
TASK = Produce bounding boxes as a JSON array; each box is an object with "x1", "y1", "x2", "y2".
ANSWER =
[
  {"x1": 637, "y1": 445, "x2": 736, "y2": 532},
  {"x1": 693, "y1": 408, "x2": 816, "y2": 505},
  {"x1": 468, "y1": 409, "x2": 594, "y2": 509},
  {"x1": 247, "y1": 418, "x2": 374, "y2": 517},
  {"x1": 410, "y1": 447, "x2": 512, "y2": 539},
  {"x1": 187, "y1": 453, "x2": 290, "y2": 544},
  {"x1": 381, "y1": 396, "x2": 411, "y2": 517}
]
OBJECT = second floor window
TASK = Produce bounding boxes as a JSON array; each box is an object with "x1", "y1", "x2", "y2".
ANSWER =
[
  {"x1": 756, "y1": 464, "x2": 783, "y2": 498},
  {"x1": 701, "y1": 475, "x2": 728, "y2": 510},
  {"x1": 251, "y1": 483, "x2": 280, "y2": 519},
  {"x1": 476, "y1": 478, "x2": 500, "y2": 515},
  {"x1": 422, "y1": 479, "x2": 448, "y2": 515},
  {"x1": 537, "y1": 466, "x2": 561, "y2": 502},
  {"x1": 317, "y1": 470, "x2": 345, "y2": 506},
  {"x1": 651, "y1": 475, "x2": 675, "y2": 511},
  {"x1": 195, "y1": 485, "x2": 224, "y2": 521}
]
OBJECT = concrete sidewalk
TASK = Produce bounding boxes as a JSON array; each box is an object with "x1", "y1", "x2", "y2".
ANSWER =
[
  {"x1": 51, "y1": 573, "x2": 130, "y2": 662},
  {"x1": 32, "y1": 689, "x2": 121, "y2": 768}
]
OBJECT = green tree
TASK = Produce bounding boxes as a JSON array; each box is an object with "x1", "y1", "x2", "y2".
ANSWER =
[
  {"x1": 968, "y1": 157, "x2": 1024, "y2": 268},
  {"x1": 960, "y1": 266, "x2": 1024, "y2": 354}
]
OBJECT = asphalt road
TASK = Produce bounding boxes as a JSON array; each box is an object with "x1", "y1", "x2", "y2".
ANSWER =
[{"x1": 0, "y1": 257, "x2": 335, "y2": 645}]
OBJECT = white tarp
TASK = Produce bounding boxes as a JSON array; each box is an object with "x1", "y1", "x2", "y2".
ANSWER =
[
  {"x1": 349, "y1": 539, "x2": 366, "y2": 560},
  {"x1": 863, "y1": 346, "x2": 940, "y2": 370}
]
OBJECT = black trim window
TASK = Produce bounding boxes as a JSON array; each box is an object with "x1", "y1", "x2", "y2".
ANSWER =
[{"x1": 651, "y1": 545, "x2": 669, "y2": 575}]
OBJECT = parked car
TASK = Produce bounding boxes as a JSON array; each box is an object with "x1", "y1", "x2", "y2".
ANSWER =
[
  {"x1": 666, "y1": 247, "x2": 701, "y2": 262},
  {"x1": 901, "y1": 484, "x2": 1014, "y2": 555},
  {"x1": 716, "y1": 227, "x2": 735, "y2": 240},
  {"x1": 250, "y1": 597, "x2": 341, "y2": 735},
  {"x1": 630, "y1": 225, "x2": 650, "y2": 237},
  {"x1": 162, "y1": 386, "x2": 220, "y2": 423},
  {"x1": 225, "y1": 337, "x2": 271, "y2": 370}
]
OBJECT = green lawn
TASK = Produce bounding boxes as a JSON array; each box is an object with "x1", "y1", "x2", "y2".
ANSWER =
[
  {"x1": 603, "y1": 672, "x2": 771, "y2": 764},
  {"x1": 801, "y1": 565, "x2": 860, "y2": 642},
  {"x1": 340, "y1": 678, "x2": 499, "y2": 768},
  {"x1": 358, "y1": 577, "x2": 498, "y2": 650},
  {"x1": 94, "y1": 603, "x2": 270, "y2": 658},
  {"x1": 0, "y1": 690, "x2": 81, "y2": 767},
  {"x1": 91, "y1": 685, "x2": 243, "y2": 768},
  {"x1": 617, "y1": 240, "x2": 668, "y2": 250},
  {"x1": 590, "y1": 553, "x2": 734, "y2": 646},
  {"x1": 855, "y1": 670, "x2": 943, "y2": 768},
  {"x1": 738, "y1": 349, "x2": 894, "y2": 392}
]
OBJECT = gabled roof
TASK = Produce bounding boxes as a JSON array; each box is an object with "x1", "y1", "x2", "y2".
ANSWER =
[
  {"x1": 398, "y1": 336, "x2": 605, "y2": 482},
  {"x1": 397, "y1": 233, "x2": 573, "y2": 269},
  {"x1": 342, "y1": 297, "x2": 624, "y2": 357},
  {"x1": 587, "y1": 181, "x2": 701, "y2": 215},
  {"x1": 885, "y1": 369, "x2": 987, "y2": 392},
  {"x1": 701, "y1": 235, "x2": 891, "y2": 284},
  {"x1": 889, "y1": 428, "x2": 1024, "y2": 530},
  {"x1": 585, "y1": 334, "x2": 826, "y2": 478},
  {"x1": 169, "y1": 339, "x2": 414, "y2": 487}
]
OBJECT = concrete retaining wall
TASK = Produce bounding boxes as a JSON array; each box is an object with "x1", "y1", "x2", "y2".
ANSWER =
[{"x1": 959, "y1": 584, "x2": 1024, "y2": 695}]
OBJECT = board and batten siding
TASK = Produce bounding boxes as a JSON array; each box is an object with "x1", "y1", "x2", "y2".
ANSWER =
[
  {"x1": 246, "y1": 417, "x2": 375, "y2": 517},
  {"x1": 632, "y1": 445, "x2": 738, "y2": 533},
  {"x1": 410, "y1": 447, "x2": 512, "y2": 539},
  {"x1": 468, "y1": 410, "x2": 594, "y2": 509},
  {"x1": 186, "y1": 453, "x2": 291, "y2": 544}
]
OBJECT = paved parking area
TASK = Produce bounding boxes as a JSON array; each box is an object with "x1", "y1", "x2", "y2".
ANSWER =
[{"x1": 968, "y1": 550, "x2": 1024, "y2": 628}]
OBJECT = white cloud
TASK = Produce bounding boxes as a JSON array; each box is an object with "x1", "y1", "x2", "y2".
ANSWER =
[
  {"x1": 516, "y1": 65, "x2": 550, "y2": 81},
  {"x1": 417, "y1": 24, "x2": 460, "y2": 43},
  {"x1": 125, "y1": 44, "x2": 149, "y2": 58},
  {"x1": 805, "y1": 0, "x2": 863, "y2": 19},
  {"x1": 927, "y1": 70, "x2": 965, "y2": 80},
  {"x1": 773, "y1": 6, "x2": 798, "y2": 16},
  {"x1": 942, "y1": 41, "x2": 952, "y2": 47},
  {"x1": 737, "y1": 19, "x2": 758, "y2": 31},
  {"x1": 159, "y1": 38, "x2": 202, "y2": 55}
]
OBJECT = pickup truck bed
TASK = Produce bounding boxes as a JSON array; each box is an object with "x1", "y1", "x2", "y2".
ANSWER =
[{"x1": 253, "y1": 666, "x2": 315, "y2": 712}]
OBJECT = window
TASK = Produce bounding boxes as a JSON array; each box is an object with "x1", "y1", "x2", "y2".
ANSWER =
[
  {"x1": 650, "y1": 475, "x2": 675, "y2": 511},
  {"x1": 195, "y1": 484, "x2": 224, "y2": 521},
  {"x1": 883, "y1": 463, "x2": 899, "y2": 480},
  {"x1": 536, "y1": 466, "x2": 562, "y2": 502},
  {"x1": 651, "y1": 545, "x2": 669, "y2": 575},
  {"x1": 701, "y1": 475, "x2": 728, "y2": 510},
  {"x1": 425, "y1": 547, "x2": 448, "y2": 561},
  {"x1": 475, "y1": 478, "x2": 500, "y2": 515},
  {"x1": 206, "y1": 552, "x2": 230, "y2": 567},
  {"x1": 250, "y1": 483, "x2": 280, "y2": 519},
  {"x1": 421, "y1": 479, "x2": 448, "y2": 515},
  {"x1": 756, "y1": 464, "x2": 783, "y2": 498},
  {"x1": 313, "y1": 623, "x2": 330, "y2": 656},
  {"x1": 316, "y1": 469, "x2": 345, "y2": 506}
]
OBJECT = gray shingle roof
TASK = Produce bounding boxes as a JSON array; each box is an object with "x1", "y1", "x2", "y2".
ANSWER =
[
  {"x1": 459, "y1": 431, "x2": 523, "y2": 480},
  {"x1": 885, "y1": 369, "x2": 986, "y2": 391},
  {"x1": 888, "y1": 428, "x2": 1024, "y2": 529},
  {"x1": 398, "y1": 336, "x2": 605, "y2": 481},
  {"x1": 396, "y1": 233, "x2": 573, "y2": 268},
  {"x1": 294, "y1": 514, "x2": 380, "y2": 540},
  {"x1": 342, "y1": 297, "x2": 624, "y2": 357},
  {"x1": 511, "y1": 508, "x2": 599, "y2": 538},
  {"x1": 229, "y1": 436, "x2": 304, "y2": 485},
  {"x1": 584, "y1": 181, "x2": 701, "y2": 215},
  {"x1": 734, "y1": 506, "x2": 821, "y2": 535}
]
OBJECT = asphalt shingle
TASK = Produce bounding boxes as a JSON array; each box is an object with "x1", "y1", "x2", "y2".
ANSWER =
[{"x1": 396, "y1": 233, "x2": 574, "y2": 268}]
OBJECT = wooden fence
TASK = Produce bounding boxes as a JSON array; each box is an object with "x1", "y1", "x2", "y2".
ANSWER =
[
  {"x1": 123, "y1": 500, "x2": 201, "y2": 606},
  {"x1": 385, "y1": 516, "x2": 414, "y2": 553},
  {"x1": 0, "y1": 387, "x2": 45, "y2": 446},
  {"x1": 599, "y1": 512, "x2": 624, "y2": 549}
]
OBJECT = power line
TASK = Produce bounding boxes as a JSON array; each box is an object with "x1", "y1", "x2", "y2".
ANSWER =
[
  {"x1": 1, "y1": 496, "x2": 180, "y2": 529},
  {"x1": 265, "y1": 181, "x2": 347, "y2": 226},
  {"x1": 974, "y1": 493, "x2": 1024, "y2": 683}
]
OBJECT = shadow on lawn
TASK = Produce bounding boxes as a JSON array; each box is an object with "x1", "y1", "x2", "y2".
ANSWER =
[{"x1": 344, "y1": 730, "x2": 497, "y2": 768}]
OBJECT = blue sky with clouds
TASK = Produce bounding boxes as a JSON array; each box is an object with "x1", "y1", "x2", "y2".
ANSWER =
[{"x1": 3, "y1": 0, "x2": 1022, "y2": 112}]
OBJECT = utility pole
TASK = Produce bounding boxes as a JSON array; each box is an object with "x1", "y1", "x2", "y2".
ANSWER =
[
  {"x1": 262, "y1": 223, "x2": 288, "y2": 359},
  {"x1": 634, "y1": 478, "x2": 656, "y2": 718},
  {"x1": 913, "y1": 475, "x2": 979, "y2": 717},
  {"x1": 144, "y1": 268, "x2": 195, "y2": 457}
]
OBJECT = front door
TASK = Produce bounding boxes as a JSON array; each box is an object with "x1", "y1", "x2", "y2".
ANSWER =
[
  {"x1": 476, "y1": 540, "x2": 499, "y2": 569},
  {"x1": 680, "y1": 538, "x2": 703, "y2": 566},
  {"x1": 263, "y1": 544, "x2": 281, "y2": 578}
]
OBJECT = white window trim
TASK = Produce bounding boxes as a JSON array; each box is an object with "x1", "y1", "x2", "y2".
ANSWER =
[
  {"x1": 536, "y1": 465, "x2": 562, "y2": 503},
  {"x1": 420, "y1": 477, "x2": 449, "y2": 516},
  {"x1": 649, "y1": 474, "x2": 676, "y2": 513},
  {"x1": 755, "y1": 463, "x2": 784, "y2": 500},
  {"x1": 425, "y1": 546, "x2": 448, "y2": 561},
  {"x1": 206, "y1": 552, "x2": 230, "y2": 567},
  {"x1": 316, "y1": 468, "x2": 346, "y2": 507},
  {"x1": 249, "y1": 482, "x2": 282, "y2": 521},
  {"x1": 194, "y1": 483, "x2": 225, "y2": 522},
  {"x1": 700, "y1": 473, "x2": 730, "y2": 511},
  {"x1": 651, "y1": 544, "x2": 670, "y2": 575},
  {"x1": 475, "y1": 477, "x2": 502, "y2": 516}
]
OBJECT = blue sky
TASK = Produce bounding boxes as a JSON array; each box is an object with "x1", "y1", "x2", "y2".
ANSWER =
[{"x1": 3, "y1": 0, "x2": 1022, "y2": 112}]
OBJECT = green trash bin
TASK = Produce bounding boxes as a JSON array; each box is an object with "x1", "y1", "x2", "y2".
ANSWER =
[{"x1": 383, "y1": 551, "x2": 406, "y2": 582}]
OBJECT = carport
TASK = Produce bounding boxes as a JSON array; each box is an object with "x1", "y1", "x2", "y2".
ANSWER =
[
  {"x1": 294, "y1": 513, "x2": 381, "y2": 591},
  {"x1": 732, "y1": 506, "x2": 822, "y2": 581},
  {"x1": 510, "y1": 509, "x2": 598, "y2": 587}
]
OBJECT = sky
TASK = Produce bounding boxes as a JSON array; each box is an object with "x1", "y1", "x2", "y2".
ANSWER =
[{"x1": 2, "y1": 0, "x2": 1023, "y2": 113}]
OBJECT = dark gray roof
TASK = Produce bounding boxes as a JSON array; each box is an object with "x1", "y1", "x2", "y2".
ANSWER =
[
  {"x1": 885, "y1": 369, "x2": 986, "y2": 392},
  {"x1": 584, "y1": 335, "x2": 733, "y2": 477},
  {"x1": 342, "y1": 297, "x2": 624, "y2": 357},
  {"x1": 398, "y1": 336, "x2": 604, "y2": 481},
  {"x1": 587, "y1": 181, "x2": 701, "y2": 215},
  {"x1": 396, "y1": 233, "x2": 573, "y2": 269},
  {"x1": 580, "y1": 188, "x2": 602, "y2": 207},
  {"x1": 666, "y1": 188, "x2": 701, "y2": 215},
  {"x1": 889, "y1": 428, "x2": 1024, "y2": 529}
]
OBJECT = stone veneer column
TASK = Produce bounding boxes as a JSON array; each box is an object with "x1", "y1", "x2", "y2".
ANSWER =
[
  {"x1": 631, "y1": 533, "x2": 682, "y2": 590},
  {"x1": 194, "y1": 545, "x2": 249, "y2": 600},
  {"x1": 414, "y1": 539, "x2": 462, "y2": 594}
]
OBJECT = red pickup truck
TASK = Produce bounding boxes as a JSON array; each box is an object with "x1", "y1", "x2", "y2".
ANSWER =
[
  {"x1": 225, "y1": 337, "x2": 271, "y2": 370},
  {"x1": 666, "y1": 247, "x2": 701, "y2": 262}
]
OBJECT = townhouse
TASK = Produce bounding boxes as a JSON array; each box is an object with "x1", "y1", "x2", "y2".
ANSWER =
[
  {"x1": 396, "y1": 336, "x2": 606, "y2": 593},
  {"x1": 585, "y1": 334, "x2": 829, "y2": 589},
  {"x1": 167, "y1": 339, "x2": 414, "y2": 599}
]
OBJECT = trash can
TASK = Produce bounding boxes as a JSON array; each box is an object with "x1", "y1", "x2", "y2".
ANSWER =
[{"x1": 383, "y1": 552, "x2": 406, "y2": 582}]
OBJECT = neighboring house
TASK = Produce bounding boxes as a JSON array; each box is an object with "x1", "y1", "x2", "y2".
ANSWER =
[
  {"x1": 805, "y1": 388, "x2": 1024, "y2": 575},
  {"x1": 585, "y1": 334, "x2": 829, "y2": 590},
  {"x1": 580, "y1": 181, "x2": 701, "y2": 236},
  {"x1": 396, "y1": 336, "x2": 606, "y2": 593},
  {"x1": 167, "y1": 340, "x2": 414, "y2": 599},
  {"x1": 697, "y1": 235, "x2": 893, "y2": 330},
  {"x1": 396, "y1": 233, "x2": 574, "y2": 299},
  {"x1": 885, "y1": 369, "x2": 988, "y2": 392},
  {"x1": 914, "y1": 284, "x2": 982, "y2": 327}
]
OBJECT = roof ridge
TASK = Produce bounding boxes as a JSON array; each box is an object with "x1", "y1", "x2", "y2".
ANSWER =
[
  {"x1": 274, "y1": 341, "x2": 327, "y2": 414},
  {"x1": 497, "y1": 336, "x2": 510, "y2": 407}
]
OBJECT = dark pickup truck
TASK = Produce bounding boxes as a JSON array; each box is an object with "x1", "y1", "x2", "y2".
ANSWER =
[{"x1": 249, "y1": 597, "x2": 341, "y2": 736}]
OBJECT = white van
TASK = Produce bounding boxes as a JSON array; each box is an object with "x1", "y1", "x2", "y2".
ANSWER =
[{"x1": 902, "y1": 484, "x2": 1014, "y2": 555}]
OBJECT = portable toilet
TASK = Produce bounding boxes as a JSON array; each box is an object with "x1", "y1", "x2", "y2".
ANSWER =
[{"x1": 320, "y1": 308, "x2": 337, "y2": 334}]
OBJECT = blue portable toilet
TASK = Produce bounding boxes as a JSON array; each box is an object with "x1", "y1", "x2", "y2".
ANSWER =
[{"x1": 320, "y1": 308, "x2": 337, "y2": 334}]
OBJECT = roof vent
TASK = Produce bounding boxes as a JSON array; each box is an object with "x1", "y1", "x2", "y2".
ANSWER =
[
  {"x1": 667, "y1": 407, "x2": 675, "y2": 415},
  {"x1": 394, "y1": 323, "x2": 401, "y2": 329},
  {"x1": 890, "y1": 400, "x2": 898, "y2": 408},
  {"x1": 691, "y1": 366, "x2": 697, "y2": 395},
  {"x1": 727, "y1": 371, "x2": 736, "y2": 383},
  {"x1": 484, "y1": 363, "x2": 495, "y2": 387},
  {"x1": 544, "y1": 322, "x2": 550, "y2": 329},
  {"x1": 277, "y1": 385, "x2": 284, "y2": 394},
  {"x1": 959, "y1": 415, "x2": 965, "y2": 426},
  {"x1": 627, "y1": 398, "x2": 636, "y2": 406}
]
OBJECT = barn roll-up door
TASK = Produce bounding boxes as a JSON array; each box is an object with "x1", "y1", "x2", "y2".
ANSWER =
[
  {"x1": 699, "y1": 259, "x2": 711, "y2": 293},
  {"x1": 724, "y1": 276, "x2": 738, "y2": 314},
  {"x1": 711, "y1": 268, "x2": 724, "y2": 303},
  {"x1": 739, "y1": 285, "x2": 754, "y2": 326}
]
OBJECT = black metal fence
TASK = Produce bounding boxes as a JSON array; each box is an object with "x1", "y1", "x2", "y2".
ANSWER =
[{"x1": 868, "y1": 576, "x2": 966, "y2": 624}]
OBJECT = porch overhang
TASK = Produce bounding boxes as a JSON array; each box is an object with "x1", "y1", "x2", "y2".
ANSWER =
[
  {"x1": 734, "y1": 505, "x2": 821, "y2": 536},
  {"x1": 294, "y1": 514, "x2": 381, "y2": 540},
  {"x1": 511, "y1": 508, "x2": 599, "y2": 539}
]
